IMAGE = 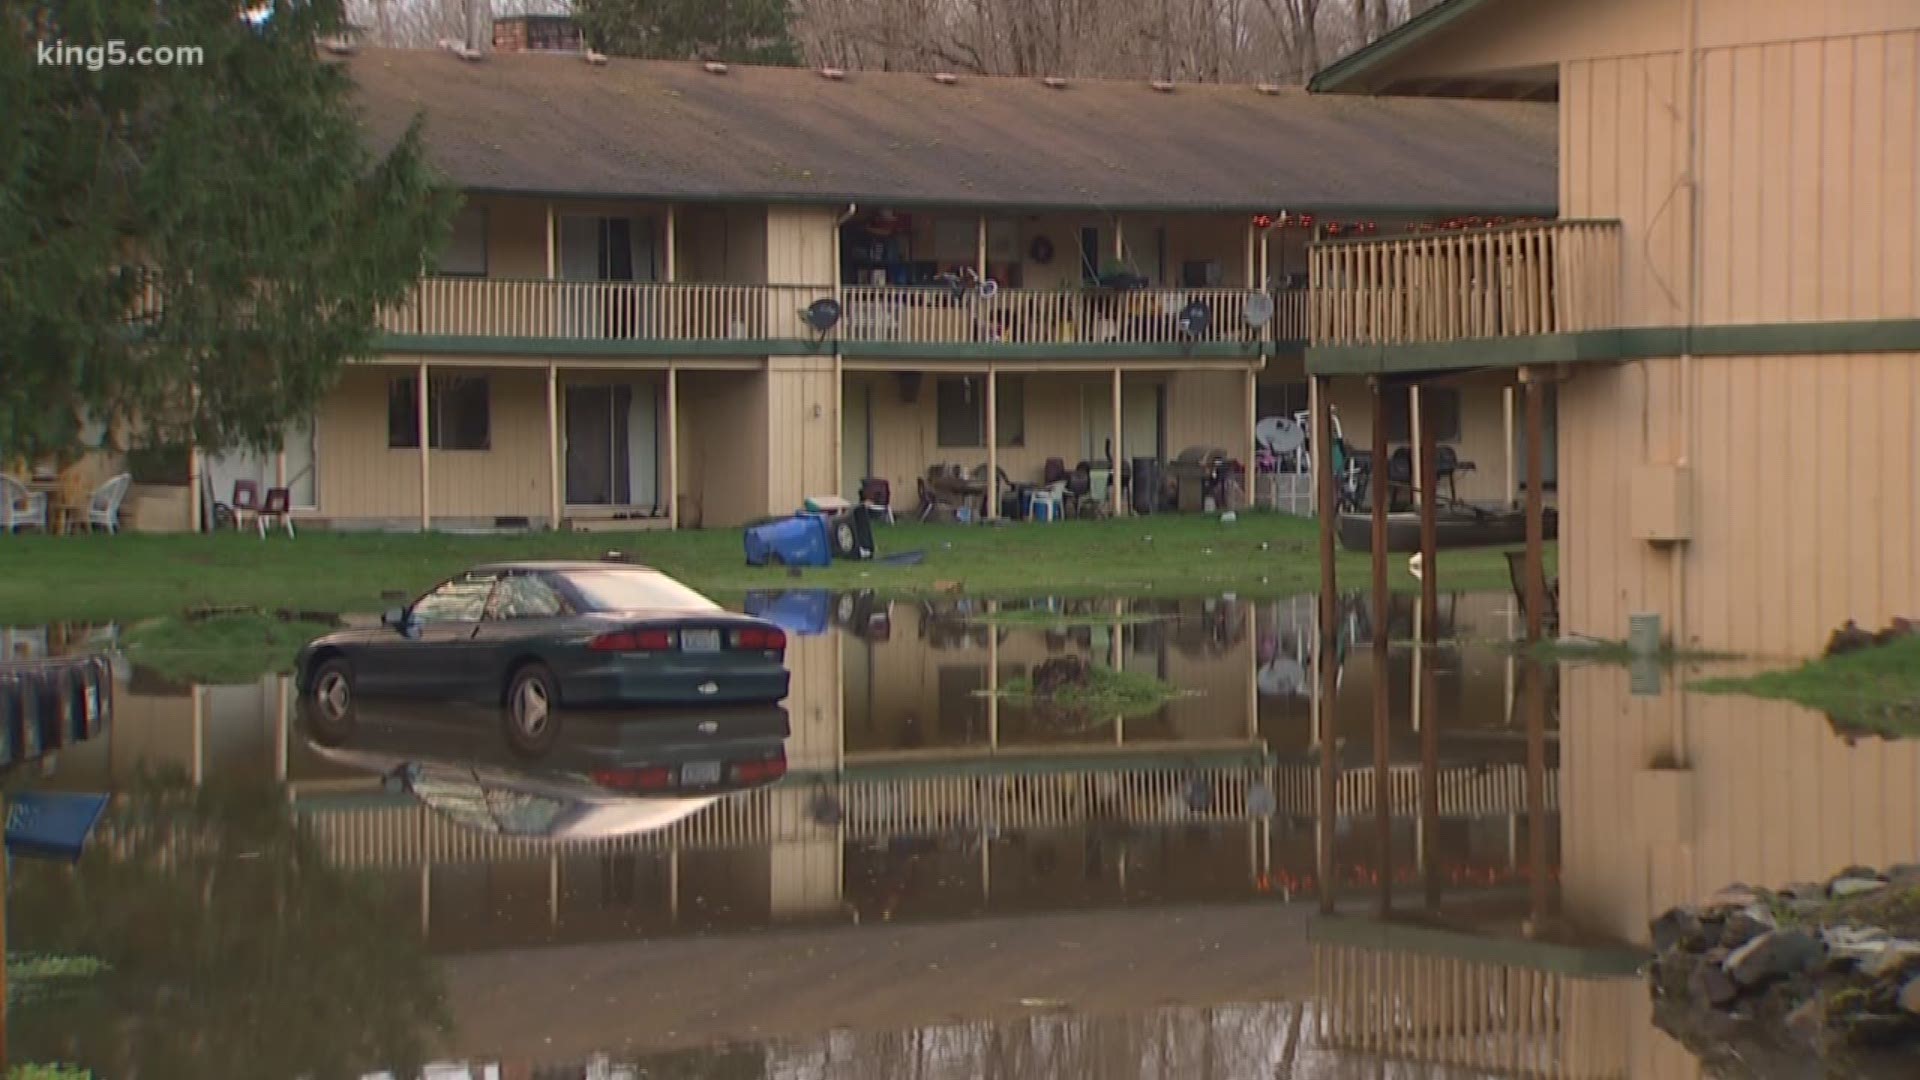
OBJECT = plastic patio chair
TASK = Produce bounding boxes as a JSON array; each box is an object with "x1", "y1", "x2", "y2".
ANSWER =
[
  {"x1": 1, "y1": 474, "x2": 48, "y2": 533},
  {"x1": 257, "y1": 486, "x2": 295, "y2": 539},
  {"x1": 231, "y1": 479, "x2": 261, "y2": 532},
  {"x1": 76, "y1": 473, "x2": 131, "y2": 534}
]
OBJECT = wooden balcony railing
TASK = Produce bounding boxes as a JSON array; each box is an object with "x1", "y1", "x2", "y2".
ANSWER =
[
  {"x1": 1309, "y1": 220, "x2": 1622, "y2": 347},
  {"x1": 377, "y1": 277, "x2": 1310, "y2": 349}
]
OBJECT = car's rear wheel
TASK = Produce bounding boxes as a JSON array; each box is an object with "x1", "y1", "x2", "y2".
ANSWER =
[
  {"x1": 504, "y1": 663, "x2": 561, "y2": 757},
  {"x1": 308, "y1": 658, "x2": 358, "y2": 745}
]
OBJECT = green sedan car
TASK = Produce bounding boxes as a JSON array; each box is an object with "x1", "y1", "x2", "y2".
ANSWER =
[{"x1": 294, "y1": 561, "x2": 791, "y2": 755}]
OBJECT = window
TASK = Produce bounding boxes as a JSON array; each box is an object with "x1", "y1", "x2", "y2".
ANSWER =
[
  {"x1": 559, "y1": 569, "x2": 722, "y2": 613},
  {"x1": 389, "y1": 375, "x2": 491, "y2": 450},
  {"x1": 436, "y1": 204, "x2": 487, "y2": 276},
  {"x1": 1382, "y1": 388, "x2": 1461, "y2": 443},
  {"x1": 412, "y1": 573, "x2": 498, "y2": 624},
  {"x1": 1257, "y1": 381, "x2": 1309, "y2": 423},
  {"x1": 490, "y1": 573, "x2": 566, "y2": 619},
  {"x1": 935, "y1": 376, "x2": 1024, "y2": 449},
  {"x1": 1079, "y1": 226, "x2": 1103, "y2": 283}
]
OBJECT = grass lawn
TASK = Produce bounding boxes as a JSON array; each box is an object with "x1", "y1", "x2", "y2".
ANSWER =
[
  {"x1": 120, "y1": 614, "x2": 335, "y2": 685},
  {"x1": 1691, "y1": 636, "x2": 1920, "y2": 738},
  {"x1": 0, "y1": 513, "x2": 1549, "y2": 624}
]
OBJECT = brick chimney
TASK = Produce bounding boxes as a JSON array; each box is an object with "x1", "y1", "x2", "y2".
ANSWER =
[{"x1": 492, "y1": 14, "x2": 585, "y2": 53}]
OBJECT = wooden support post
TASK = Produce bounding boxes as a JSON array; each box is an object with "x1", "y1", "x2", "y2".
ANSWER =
[
  {"x1": 976, "y1": 214, "x2": 989, "y2": 281},
  {"x1": 1503, "y1": 386, "x2": 1517, "y2": 507},
  {"x1": 1418, "y1": 384, "x2": 1441, "y2": 911},
  {"x1": 985, "y1": 367, "x2": 998, "y2": 520},
  {"x1": 666, "y1": 364, "x2": 680, "y2": 529},
  {"x1": 1410, "y1": 385, "x2": 1425, "y2": 510},
  {"x1": 1312, "y1": 374, "x2": 1338, "y2": 915},
  {"x1": 417, "y1": 361, "x2": 431, "y2": 532},
  {"x1": 1111, "y1": 368, "x2": 1124, "y2": 517},
  {"x1": 1245, "y1": 365, "x2": 1258, "y2": 510},
  {"x1": 664, "y1": 205, "x2": 677, "y2": 283},
  {"x1": 1245, "y1": 222, "x2": 1257, "y2": 287},
  {"x1": 1523, "y1": 373, "x2": 1546, "y2": 642},
  {"x1": 545, "y1": 203, "x2": 556, "y2": 279},
  {"x1": 546, "y1": 363, "x2": 561, "y2": 529},
  {"x1": 1370, "y1": 378, "x2": 1391, "y2": 919}
]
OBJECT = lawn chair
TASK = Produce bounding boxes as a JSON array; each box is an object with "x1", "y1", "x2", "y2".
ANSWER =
[
  {"x1": 1, "y1": 474, "x2": 48, "y2": 533},
  {"x1": 1435, "y1": 445, "x2": 1476, "y2": 503},
  {"x1": 257, "y1": 486, "x2": 295, "y2": 539},
  {"x1": 858, "y1": 478, "x2": 894, "y2": 524},
  {"x1": 231, "y1": 479, "x2": 261, "y2": 532},
  {"x1": 1504, "y1": 550, "x2": 1560, "y2": 634},
  {"x1": 76, "y1": 473, "x2": 131, "y2": 534}
]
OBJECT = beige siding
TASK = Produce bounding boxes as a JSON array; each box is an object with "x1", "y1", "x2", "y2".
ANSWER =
[
  {"x1": 676, "y1": 368, "x2": 768, "y2": 528},
  {"x1": 1323, "y1": 381, "x2": 1518, "y2": 508},
  {"x1": 1563, "y1": 29, "x2": 1920, "y2": 329},
  {"x1": 766, "y1": 206, "x2": 837, "y2": 285},
  {"x1": 1165, "y1": 370, "x2": 1251, "y2": 459},
  {"x1": 764, "y1": 356, "x2": 839, "y2": 511},
  {"x1": 312, "y1": 366, "x2": 549, "y2": 522},
  {"x1": 1560, "y1": 352, "x2": 1920, "y2": 657}
]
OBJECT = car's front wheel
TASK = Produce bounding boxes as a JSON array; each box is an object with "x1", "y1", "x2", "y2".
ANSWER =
[
  {"x1": 308, "y1": 658, "x2": 358, "y2": 744},
  {"x1": 504, "y1": 663, "x2": 562, "y2": 757}
]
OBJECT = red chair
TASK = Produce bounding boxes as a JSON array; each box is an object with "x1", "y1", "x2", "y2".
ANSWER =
[
  {"x1": 858, "y1": 477, "x2": 894, "y2": 523},
  {"x1": 230, "y1": 479, "x2": 261, "y2": 532},
  {"x1": 257, "y1": 487, "x2": 295, "y2": 539}
]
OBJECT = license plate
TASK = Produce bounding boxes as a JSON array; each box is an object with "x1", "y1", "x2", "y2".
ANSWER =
[
  {"x1": 682, "y1": 761, "x2": 721, "y2": 785},
  {"x1": 681, "y1": 629, "x2": 721, "y2": 653}
]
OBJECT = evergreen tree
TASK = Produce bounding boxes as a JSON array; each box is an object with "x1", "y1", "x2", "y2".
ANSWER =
[
  {"x1": 0, "y1": 0, "x2": 455, "y2": 460},
  {"x1": 574, "y1": 0, "x2": 801, "y2": 65}
]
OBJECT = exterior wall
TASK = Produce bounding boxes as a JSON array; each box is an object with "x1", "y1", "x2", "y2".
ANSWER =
[
  {"x1": 312, "y1": 364, "x2": 552, "y2": 524},
  {"x1": 764, "y1": 356, "x2": 839, "y2": 512},
  {"x1": 1164, "y1": 370, "x2": 1251, "y2": 460},
  {"x1": 766, "y1": 206, "x2": 836, "y2": 285},
  {"x1": 1563, "y1": 28, "x2": 1920, "y2": 330},
  {"x1": 1561, "y1": 351, "x2": 1920, "y2": 657},
  {"x1": 676, "y1": 368, "x2": 768, "y2": 529}
]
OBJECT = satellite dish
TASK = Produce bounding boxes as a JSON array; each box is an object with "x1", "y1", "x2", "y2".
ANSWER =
[
  {"x1": 979, "y1": 278, "x2": 999, "y2": 299},
  {"x1": 803, "y1": 298, "x2": 842, "y2": 332},
  {"x1": 1244, "y1": 292, "x2": 1275, "y2": 327},
  {"x1": 1256, "y1": 416, "x2": 1304, "y2": 457},
  {"x1": 1177, "y1": 300, "x2": 1212, "y2": 337}
]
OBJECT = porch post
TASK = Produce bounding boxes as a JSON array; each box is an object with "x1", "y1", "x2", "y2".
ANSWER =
[
  {"x1": 975, "y1": 214, "x2": 988, "y2": 281},
  {"x1": 1110, "y1": 367, "x2": 1124, "y2": 516},
  {"x1": 1244, "y1": 365, "x2": 1257, "y2": 510},
  {"x1": 1523, "y1": 371, "x2": 1547, "y2": 641},
  {"x1": 1244, "y1": 221, "x2": 1257, "y2": 287},
  {"x1": 1369, "y1": 377, "x2": 1391, "y2": 919},
  {"x1": 417, "y1": 361, "x2": 431, "y2": 532},
  {"x1": 664, "y1": 205, "x2": 677, "y2": 282},
  {"x1": 1503, "y1": 386, "x2": 1517, "y2": 507},
  {"x1": 1418, "y1": 380, "x2": 1442, "y2": 911},
  {"x1": 545, "y1": 203, "x2": 556, "y2": 279},
  {"x1": 546, "y1": 363, "x2": 561, "y2": 530},
  {"x1": 1410, "y1": 385, "x2": 1424, "y2": 509},
  {"x1": 985, "y1": 366, "x2": 998, "y2": 520},
  {"x1": 1311, "y1": 374, "x2": 1338, "y2": 915},
  {"x1": 666, "y1": 363, "x2": 680, "y2": 529}
]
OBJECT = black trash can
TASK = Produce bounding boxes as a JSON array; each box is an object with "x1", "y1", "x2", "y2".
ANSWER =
[{"x1": 1131, "y1": 457, "x2": 1160, "y2": 515}]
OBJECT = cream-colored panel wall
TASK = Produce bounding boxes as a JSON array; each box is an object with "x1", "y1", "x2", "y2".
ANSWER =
[
  {"x1": 1164, "y1": 370, "x2": 1251, "y2": 460},
  {"x1": 468, "y1": 194, "x2": 549, "y2": 278},
  {"x1": 764, "y1": 356, "x2": 839, "y2": 511},
  {"x1": 725, "y1": 206, "x2": 769, "y2": 284},
  {"x1": 766, "y1": 206, "x2": 837, "y2": 285},
  {"x1": 1560, "y1": 351, "x2": 1919, "y2": 657},
  {"x1": 676, "y1": 369, "x2": 768, "y2": 528},
  {"x1": 1564, "y1": 31, "x2": 1918, "y2": 328},
  {"x1": 1349, "y1": 0, "x2": 1916, "y2": 85}
]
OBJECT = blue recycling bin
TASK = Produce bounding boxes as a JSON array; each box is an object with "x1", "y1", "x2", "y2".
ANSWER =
[{"x1": 743, "y1": 514, "x2": 832, "y2": 567}]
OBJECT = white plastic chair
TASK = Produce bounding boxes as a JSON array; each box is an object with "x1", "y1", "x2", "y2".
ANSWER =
[
  {"x1": 1027, "y1": 482, "x2": 1066, "y2": 522},
  {"x1": 1, "y1": 474, "x2": 49, "y2": 533},
  {"x1": 78, "y1": 473, "x2": 132, "y2": 534}
]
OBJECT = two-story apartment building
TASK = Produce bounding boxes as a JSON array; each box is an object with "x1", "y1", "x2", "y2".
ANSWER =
[
  {"x1": 1304, "y1": 0, "x2": 1920, "y2": 660},
  {"x1": 210, "y1": 23, "x2": 1557, "y2": 533}
]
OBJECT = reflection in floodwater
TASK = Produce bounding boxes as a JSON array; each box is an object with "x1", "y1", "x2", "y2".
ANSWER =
[{"x1": 9, "y1": 590, "x2": 1918, "y2": 1077}]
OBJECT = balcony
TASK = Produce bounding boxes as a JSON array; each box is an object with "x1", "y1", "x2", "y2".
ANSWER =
[
  {"x1": 376, "y1": 277, "x2": 1310, "y2": 355},
  {"x1": 1308, "y1": 220, "x2": 1621, "y2": 349}
]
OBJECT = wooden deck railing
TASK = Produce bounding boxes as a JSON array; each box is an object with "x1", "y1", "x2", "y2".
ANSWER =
[
  {"x1": 376, "y1": 277, "x2": 1310, "y2": 348},
  {"x1": 1309, "y1": 221, "x2": 1622, "y2": 347}
]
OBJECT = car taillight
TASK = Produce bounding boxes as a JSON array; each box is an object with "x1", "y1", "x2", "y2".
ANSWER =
[
  {"x1": 588, "y1": 628, "x2": 675, "y2": 652},
  {"x1": 731, "y1": 626, "x2": 787, "y2": 651},
  {"x1": 730, "y1": 752, "x2": 788, "y2": 784},
  {"x1": 591, "y1": 765, "x2": 675, "y2": 791}
]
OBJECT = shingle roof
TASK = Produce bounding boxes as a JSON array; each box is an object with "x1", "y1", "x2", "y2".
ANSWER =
[{"x1": 343, "y1": 48, "x2": 1557, "y2": 214}]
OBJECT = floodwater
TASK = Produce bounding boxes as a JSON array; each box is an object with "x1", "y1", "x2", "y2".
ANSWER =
[{"x1": 4, "y1": 591, "x2": 1917, "y2": 1078}]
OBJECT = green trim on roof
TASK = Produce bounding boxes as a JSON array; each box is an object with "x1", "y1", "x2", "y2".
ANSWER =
[
  {"x1": 1310, "y1": 914, "x2": 1648, "y2": 977},
  {"x1": 1308, "y1": 0, "x2": 1496, "y2": 94},
  {"x1": 1305, "y1": 319, "x2": 1920, "y2": 375}
]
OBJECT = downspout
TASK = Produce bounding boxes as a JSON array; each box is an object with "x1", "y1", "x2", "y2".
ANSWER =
[{"x1": 832, "y1": 203, "x2": 857, "y2": 496}]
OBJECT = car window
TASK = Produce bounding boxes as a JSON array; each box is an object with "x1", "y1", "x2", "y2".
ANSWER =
[
  {"x1": 559, "y1": 569, "x2": 721, "y2": 613},
  {"x1": 490, "y1": 573, "x2": 566, "y2": 620},
  {"x1": 411, "y1": 574, "x2": 498, "y2": 624}
]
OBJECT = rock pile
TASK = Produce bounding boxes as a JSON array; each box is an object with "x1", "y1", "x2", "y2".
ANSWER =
[{"x1": 1650, "y1": 865, "x2": 1920, "y2": 1076}]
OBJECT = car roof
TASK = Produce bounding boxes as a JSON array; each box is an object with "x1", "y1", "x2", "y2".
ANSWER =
[{"x1": 468, "y1": 560, "x2": 662, "y2": 574}]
